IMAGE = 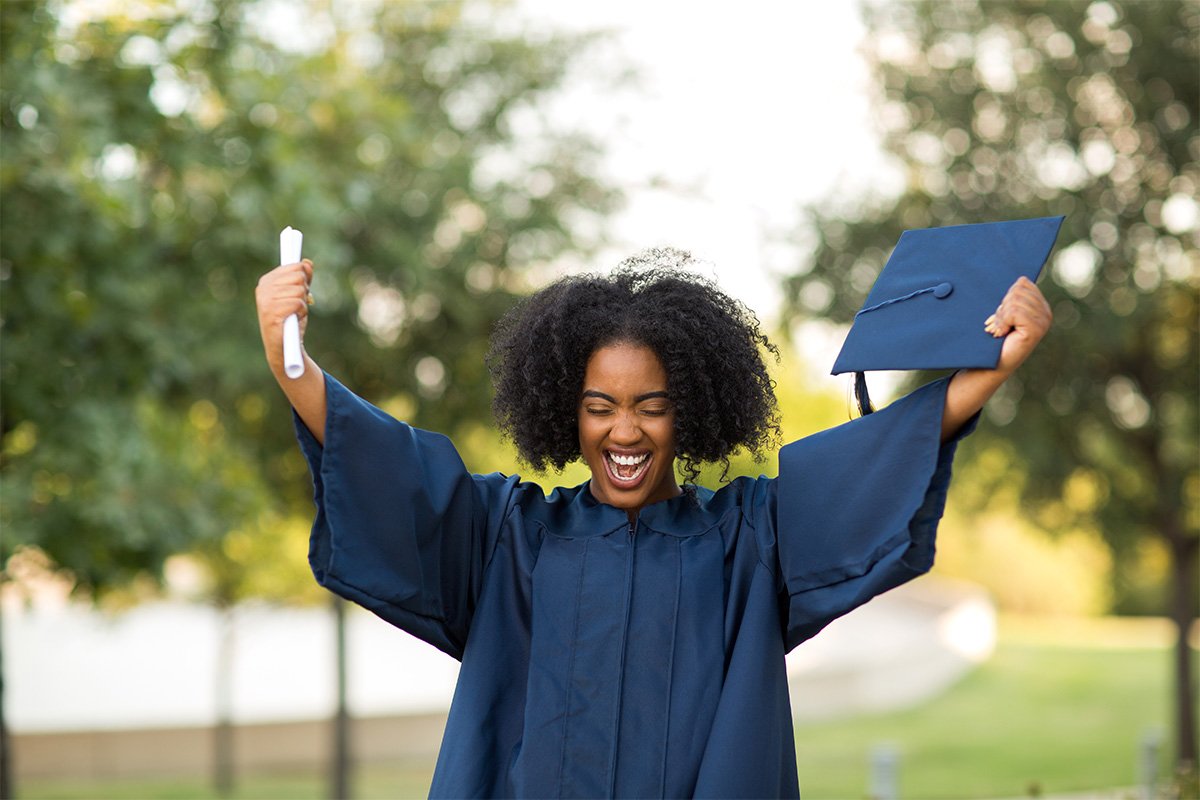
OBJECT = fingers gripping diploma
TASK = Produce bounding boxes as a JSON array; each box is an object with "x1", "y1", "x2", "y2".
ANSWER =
[
  {"x1": 254, "y1": 243, "x2": 327, "y2": 443},
  {"x1": 255, "y1": 257, "x2": 313, "y2": 375}
]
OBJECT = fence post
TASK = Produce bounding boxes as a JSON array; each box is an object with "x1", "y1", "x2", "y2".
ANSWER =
[
  {"x1": 869, "y1": 742, "x2": 900, "y2": 800},
  {"x1": 1140, "y1": 729, "x2": 1161, "y2": 800}
]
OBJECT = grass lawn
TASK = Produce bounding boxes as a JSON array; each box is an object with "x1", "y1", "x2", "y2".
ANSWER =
[
  {"x1": 22, "y1": 617, "x2": 1187, "y2": 800},
  {"x1": 794, "y1": 616, "x2": 1181, "y2": 799}
]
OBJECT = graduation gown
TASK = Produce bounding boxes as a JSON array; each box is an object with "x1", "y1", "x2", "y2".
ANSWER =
[{"x1": 295, "y1": 372, "x2": 973, "y2": 798}]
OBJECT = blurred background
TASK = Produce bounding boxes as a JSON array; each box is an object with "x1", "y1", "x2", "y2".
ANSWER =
[{"x1": 1, "y1": 0, "x2": 1196, "y2": 798}]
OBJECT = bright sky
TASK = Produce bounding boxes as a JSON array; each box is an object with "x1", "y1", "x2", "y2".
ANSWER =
[{"x1": 516, "y1": 0, "x2": 900, "y2": 329}]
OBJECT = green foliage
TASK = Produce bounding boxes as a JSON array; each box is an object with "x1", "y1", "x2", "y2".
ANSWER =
[
  {"x1": 785, "y1": 0, "x2": 1198, "y2": 612},
  {"x1": 0, "y1": 0, "x2": 621, "y2": 597},
  {"x1": 935, "y1": 506, "x2": 1115, "y2": 615}
]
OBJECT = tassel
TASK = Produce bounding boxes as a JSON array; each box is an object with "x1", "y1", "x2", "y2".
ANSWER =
[{"x1": 854, "y1": 371, "x2": 874, "y2": 416}]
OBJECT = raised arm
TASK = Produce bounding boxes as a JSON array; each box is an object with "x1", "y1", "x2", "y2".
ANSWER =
[
  {"x1": 941, "y1": 276, "x2": 1052, "y2": 441},
  {"x1": 256, "y1": 259, "x2": 327, "y2": 444}
]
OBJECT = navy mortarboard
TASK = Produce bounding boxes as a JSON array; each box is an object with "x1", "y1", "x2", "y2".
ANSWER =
[{"x1": 832, "y1": 216, "x2": 1065, "y2": 413}]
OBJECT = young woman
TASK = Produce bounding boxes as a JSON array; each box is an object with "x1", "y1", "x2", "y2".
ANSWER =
[{"x1": 255, "y1": 249, "x2": 1050, "y2": 798}]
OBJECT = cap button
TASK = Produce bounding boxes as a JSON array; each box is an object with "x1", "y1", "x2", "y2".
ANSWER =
[{"x1": 933, "y1": 281, "x2": 953, "y2": 299}]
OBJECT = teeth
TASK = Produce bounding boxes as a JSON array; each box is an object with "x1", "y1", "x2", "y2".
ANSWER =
[{"x1": 608, "y1": 452, "x2": 648, "y2": 466}]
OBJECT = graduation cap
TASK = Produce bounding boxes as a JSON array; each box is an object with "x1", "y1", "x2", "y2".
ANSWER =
[{"x1": 831, "y1": 215, "x2": 1065, "y2": 414}]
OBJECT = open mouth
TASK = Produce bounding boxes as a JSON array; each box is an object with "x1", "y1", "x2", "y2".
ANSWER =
[{"x1": 604, "y1": 450, "x2": 652, "y2": 489}]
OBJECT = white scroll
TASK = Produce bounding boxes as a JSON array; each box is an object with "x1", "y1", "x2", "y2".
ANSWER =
[{"x1": 280, "y1": 226, "x2": 305, "y2": 379}]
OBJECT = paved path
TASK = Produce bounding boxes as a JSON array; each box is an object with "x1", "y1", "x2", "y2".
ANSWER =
[{"x1": 787, "y1": 576, "x2": 996, "y2": 720}]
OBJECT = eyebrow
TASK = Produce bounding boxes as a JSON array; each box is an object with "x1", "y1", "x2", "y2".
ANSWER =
[{"x1": 581, "y1": 390, "x2": 670, "y2": 403}]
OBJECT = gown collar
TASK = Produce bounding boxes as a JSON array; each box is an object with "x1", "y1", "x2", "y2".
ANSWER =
[{"x1": 573, "y1": 480, "x2": 724, "y2": 538}]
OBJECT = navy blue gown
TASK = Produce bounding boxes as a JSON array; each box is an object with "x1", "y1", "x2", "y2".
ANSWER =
[{"x1": 295, "y1": 372, "x2": 974, "y2": 798}]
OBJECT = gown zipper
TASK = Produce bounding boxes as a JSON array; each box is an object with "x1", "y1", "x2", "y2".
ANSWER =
[{"x1": 607, "y1": 518, "x2": 638, "y2": 796}]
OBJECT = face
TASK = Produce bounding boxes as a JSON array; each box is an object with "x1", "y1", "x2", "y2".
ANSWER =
[{"x1": 578, "y1": 341, "x2": 680, "y2": 516}]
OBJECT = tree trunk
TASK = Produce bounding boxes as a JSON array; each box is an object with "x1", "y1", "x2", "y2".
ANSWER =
[
  {"x1": 331, "y1": 596, "x2": 352, "y2": 800},
  {"x1": 214, "y1": 602, "x2": 235, "y2": 798},
  {"x1": 0, "y1": 598, "x2": 12, "y2": 800},
  {"x1": 1168, "y1": 532, "x2": 1199, "y2": 777}
]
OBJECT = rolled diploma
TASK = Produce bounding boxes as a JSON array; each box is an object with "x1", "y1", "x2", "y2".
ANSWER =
[{"x1": 280, "y1": 226, "x2": 305, "y2": 379}]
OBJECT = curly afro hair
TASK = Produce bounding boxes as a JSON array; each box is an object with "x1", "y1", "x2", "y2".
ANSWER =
[{"x1": 487, "y1": 249, "x2": 780, "y2": 484}]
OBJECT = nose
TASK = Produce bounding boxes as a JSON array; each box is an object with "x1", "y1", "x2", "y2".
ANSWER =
[{"x1": 609, "y1": 410, "x2": 642, "y2": 445}]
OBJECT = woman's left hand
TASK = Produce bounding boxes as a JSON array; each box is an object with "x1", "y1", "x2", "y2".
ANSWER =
[
  {"x1": 983, "y1": 275, "x2": 1053, "y2": 375},
  {"x1": 940, "y1": 276, "x2": 1052, "y2": 441}
]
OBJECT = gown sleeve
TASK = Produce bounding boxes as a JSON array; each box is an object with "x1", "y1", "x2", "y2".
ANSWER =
[
  {"x1": 772, "y1": 375, "x2": 978, "y2": 652},
  {"x1": 293, "y1": 372, "x2": 520, "y2": 661}
]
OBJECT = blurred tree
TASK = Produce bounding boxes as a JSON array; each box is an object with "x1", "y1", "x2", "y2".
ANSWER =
[
  {"x1": 783, "y1": 0, "x2": 1197, "y2": 775},
  {"x1": 184, "y1": 507, "x2": 322, "y2": 798},
  {"x1": 0, "y1": 0, "x2": 621, "y2": 795}
]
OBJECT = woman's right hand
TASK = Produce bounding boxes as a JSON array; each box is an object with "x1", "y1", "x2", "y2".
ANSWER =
[
  {"x1": 255, "y1": 259, "x2": 314, "y2": 377},
  {"x1": 254, "y1": 257, "x2": 327, "y2": 443}
]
